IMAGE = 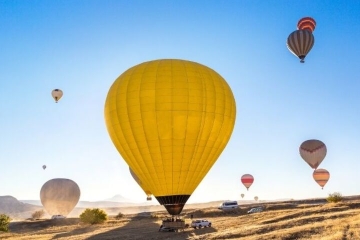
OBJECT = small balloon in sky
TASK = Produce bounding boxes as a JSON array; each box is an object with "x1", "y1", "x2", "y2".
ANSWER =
[
  {"x1": 241, "y1": 174, "x2": 254, "y2": 191},
  {"x1": 51, "y1": 89, "x2": 63, "y2": 103}
]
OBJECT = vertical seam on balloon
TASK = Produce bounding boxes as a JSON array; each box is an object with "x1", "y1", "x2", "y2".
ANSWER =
[
  {"x1": 138, "y1": 61, "x2": 159, "y2": 197},
  {"x1": 178, "y1": 60, "x2": 190, "y2": 195},
  {"x1": 110, "y1": 71, "x2": 135, "y2": 184},
  {"x1": 197, "y1": 72, "x2": 227, "y2": 186},
  {"x1": 123, "y1": 65, "x2": 148, "y2": 194},
  {"x1": 187, "y1": 64, "x2": 208, "y2": 194},
  {"x1": 187, "y1": 61, "x2": 203, "y2": 195},
  {"x1": 191, "y1": 67, "x2": 218, "y2": 189},
  {"x1": 154, "y1": 60, "x2": 166, "y2": 197},
  {"x1": 171, "y1": 59, "x2": 174, "y2": 197}
]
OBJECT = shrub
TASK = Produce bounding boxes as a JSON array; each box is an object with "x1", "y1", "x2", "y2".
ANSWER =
[
  {"x1": 0, "y1": 214, "x2": 11, "y2": 232},
  {"x1": 327, "y1": 192, "x2": 343, "y2": 203},
  {"x1": 80, "y1": 208, "x2": 108, "y2": 224},
  {"x1": 32, "y1": 210, "x2": 45, "y2": 220},
  {"x1": 115, "y1": 212, "x2": 124, "y2": 220}
]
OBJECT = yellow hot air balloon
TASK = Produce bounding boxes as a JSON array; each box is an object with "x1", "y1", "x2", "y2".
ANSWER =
[
  {"x1": 313, "y1": 168, "x2": 330, "y2": 189},
  {"x1": 51, "y1": 89, "x2": 63, "y2": 103},
  {"x1": 129, "y1": 167, "x2": 152, "y2": 201},
  {"x1": 104, "y1": 59, "x2": 236, "y2": 215},
  {"x1": 40, "y1": 178, "x2": 80, "y2": 217},
  {"x1": 299, "y1": 139, "x2": 327, "y2": 169}
]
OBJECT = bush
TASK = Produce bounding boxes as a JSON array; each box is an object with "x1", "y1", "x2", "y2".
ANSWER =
[
  {"x1": 80, "y1": 208, "x2": 108, "y2": 224},
  {"x1": 327, "y1": 192, "x2": 343, "y2": 203},
  {"x1": 32, "y1": 210, "x2": 45, "y2": 220},
  {"x1": 115, "y1": 212, "x2": 124, "y2": 220},
  {"x1": 0, "y1": 214, "x2": 11, "y2": 232}
]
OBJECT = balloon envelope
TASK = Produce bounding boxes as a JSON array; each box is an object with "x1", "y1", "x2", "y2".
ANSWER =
[
  {"x1": 287, "y1": 30, "x2": 314, "y2": 63},
  {"x1": 42, "y1": 165, "x2": 46, "y2": 170},
  {"x1": 51, "y1": 89, "x2": 63, "y2": 103},
  {"x1": 299, "y1": 139, "x2": 327, "y2": 169},
  {"x1": 297, "y1": 17, "x2": 316, "y2": 33},
  {"x1": 254, "y1": 196, "x2": 258, "y2": 201},
  {"x1": 241, "y1": 174, "x2": 254, "y2": 190},
  {"x1": 313, "y1": 169, "x2": 330, "y2": 189},
  {"x1": 129, "y1": 167, "x2": 152, "y2": 201},
  {"x1": 241, "y1": 193, "x2": 245, "y2": 198},
  {"x1": 104, "y1": 59, "x2": 236, "y2": 215},
  {"x1": 40, "y1": 178, "x2": 80, "y2": 217}
]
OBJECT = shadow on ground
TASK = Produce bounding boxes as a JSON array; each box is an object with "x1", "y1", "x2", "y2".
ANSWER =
[{"x1": 66, "y1": 212, "x2": 218, "y2": 240}]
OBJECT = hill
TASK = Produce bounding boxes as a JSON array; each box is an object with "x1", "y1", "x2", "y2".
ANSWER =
[{"x1": 0, "y1": 196, "x2": 43, "y2": 220}]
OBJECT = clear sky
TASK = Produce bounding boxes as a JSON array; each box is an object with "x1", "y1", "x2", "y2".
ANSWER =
[{"x1": 1, "y1": 0, "x2": 360, "y2": 204}]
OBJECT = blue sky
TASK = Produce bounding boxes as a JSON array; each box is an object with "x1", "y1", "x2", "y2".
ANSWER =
[{"x1": 1, "y1": 1, "x2": 360, "y2": 204}]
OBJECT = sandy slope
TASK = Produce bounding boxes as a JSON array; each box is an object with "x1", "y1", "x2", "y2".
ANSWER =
[{"x1": 1, "y1": 199, "x2": 360, "y2": 240}]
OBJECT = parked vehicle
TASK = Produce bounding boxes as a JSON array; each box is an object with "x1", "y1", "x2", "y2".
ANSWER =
[
  {"x1": 51, "y1": 215, "x2": 65, "y2": 219},
  {"x1": 191, "y1": 219, "x2": 212, "y2": 229},
  {"x1": 247, "y1": 207, "x2": 264, "y2": 214},
  {"x1": 218, "y1": 201, "x2": 239, "y2": 210},
  {"x1": 159, "y1": 217, "x2": 186, "y2": 232}
]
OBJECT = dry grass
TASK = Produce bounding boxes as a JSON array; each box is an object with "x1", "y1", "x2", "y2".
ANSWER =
[{"x1": 2, "y1": 200, "x2": 360, "y2": 239}]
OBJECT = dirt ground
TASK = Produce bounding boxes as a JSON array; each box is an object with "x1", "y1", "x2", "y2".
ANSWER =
[{"x1": 1, "y1": 200, "x2": 360, "y2": 240}]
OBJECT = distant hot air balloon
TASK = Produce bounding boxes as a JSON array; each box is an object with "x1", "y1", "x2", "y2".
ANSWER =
[
  {"x1": 40, "y1": 178, "x2": 80, "y2": 217},
  {"x1": 287, "y1": 17, "x2": 316, "y2": 63},
  {"x1": 254, "y1": 196, "x2": 258, "y2": 201},
  {"x1": 104, "y1": 59, "x2": 236, "y2": 215},
  {"x1": 241, "y1": 174, "x2": 254, "y2": 191},
  {"x1": 129, "y1": 167, "x2": 152, "y2": 201},
  {"x1": 42, "y1": 165, "x2": 46, "y2": 170},
  {"x1": 51, "y1": 89, "x2": 63, "y2": 103},
  {"x1": 241, "y1": 193, "x2": 245, "y2": 199},
  {"x1": 299, "y1": 139, "x2": 327, "y2": 169},
  {"x1": 313, "y1": 168, "x2": 330, "y2": 189},
  {"x1": 297, "y1": 17, "x2": 316, "y2": 33}
]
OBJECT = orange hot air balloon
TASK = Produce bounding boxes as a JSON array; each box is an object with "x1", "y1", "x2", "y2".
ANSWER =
[
  {"x1": 313, "y1": 168, "x2": 330, "y2": 189},
  {"x1": 299, "y1": 139, "x2": 327, "y2": 169},
  {"x1": 297, "y1": 17, "x2": 316, "y2": 33},
  {"x1": 241, "y1": 174, "x2": 254, "y2": 191}
]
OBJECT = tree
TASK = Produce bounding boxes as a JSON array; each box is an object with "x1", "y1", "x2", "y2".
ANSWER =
[
  {"x1": 326, "y1": 192, "x2": 343, "y2": 203},
  {"x1": 0, "y1": 214, "x2": 11, "y2": 232},
  {"x1": 115, "y1": 212, "x2": 124, "y2": 220},
  {"x1": 32, "y1": 210, "x2": 45, "y2": 220},
  {"x1": 79, "y1": 208, "x2": 108, "y2": 224}
]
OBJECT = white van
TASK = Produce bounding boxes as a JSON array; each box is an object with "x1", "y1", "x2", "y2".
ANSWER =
[{"x1": 218, "y1": 201, "x2": 239, "y2": 210}]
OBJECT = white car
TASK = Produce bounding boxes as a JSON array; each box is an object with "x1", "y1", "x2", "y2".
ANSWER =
[
  {"x1": 191, "y1": 219, "x2": 212, "y2": 229},
  {"x1": 218, "y1": 201, "x2": 239, "y2": 210},
  {"x1": 51, "y1": 215, "x2": 66, "y2": 219},
  {"x1": 247, "y1": 207, "x2": 263, "y2": 214}
]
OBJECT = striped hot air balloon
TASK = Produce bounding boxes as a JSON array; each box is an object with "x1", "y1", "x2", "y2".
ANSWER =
[
  {"x1": 299, "y1": 139, "x2": 327, "y2": 169},
  {"x1": 241, "y1": 174, "x2": 254, "y2": 191},
  {"x1": 313, "y1": 168, "x2": 330, "y2": 189},
  {"x1": 287, "y1": 29, "x2": 314, "y2": 63},
  {"x1": 297, "y1": 17, "x2": 316, "y2": 33}
]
